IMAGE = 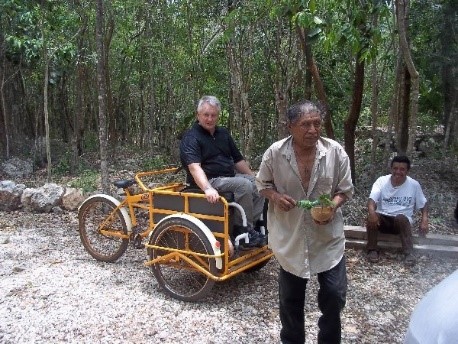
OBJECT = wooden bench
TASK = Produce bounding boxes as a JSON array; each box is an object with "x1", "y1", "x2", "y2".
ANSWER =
[{"x1": 344, "y1": 225, "x2": 458, "y2": 258}]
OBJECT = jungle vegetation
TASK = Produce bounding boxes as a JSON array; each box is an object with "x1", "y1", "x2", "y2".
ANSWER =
[{"x1": 0, "y1": 0, "x2": 456, "y2": 191}]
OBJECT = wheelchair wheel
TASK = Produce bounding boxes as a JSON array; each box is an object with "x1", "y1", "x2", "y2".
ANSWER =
[
  {"x1": 149, "y1": 217, "x2": 217, "y2": 302},
  {"x1": 79, "y1": 196, "x2": 129, "y2": 262}
]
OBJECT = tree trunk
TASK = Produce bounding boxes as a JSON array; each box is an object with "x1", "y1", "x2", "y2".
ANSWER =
[
  {"x1": 396, "y1": 0, "x2": 419, "y2": 155},
  {"x1": 227, "y1": 41, "x2": 253, "y2": 163},
  {"x1": 344, "y1": 54, "x2": 365, "y2": 184},
  {"x1": 296, "y1": 26, "x2": 335, "y2": 139},
  {"x1": 71, "y1": 11, "x2": 88, "y2": 172},
  {"x1": 44, "y1": 60, "x2": 52, "y2": 181},
  {"x1": 272, "y1": 20, "x2": 292, "y2": 140},
  {"x1": 387, "y1": 54, "x2": 401, "y2": 160},
  {"x1": 274, "y1": 89, "x2": 289, "y2": 139},
  {"x1": 444, "y1": 87, "x2": 457, "y2": 149},
  {"x1": 369, "y1": 57, "x2": 379, "y2": 180},
  {"x1": 42, "y1": 29, "x2": 52, "y2": 182},
  {"x1": 96, "y1": 0, "x2": 109, "y2": 193},
  {"x1": 0, "y1": 33, "x2": 10, "y2": 159},
  {"x1": 105, "y1": 14, "x2": 115, "y2": 148},
  {"x1": 397, "y1": 67, "x2": 410, "y2": 155},
  {"x1": 225, "y1": 3, "x2": 254, "y2": 163},
  {"x1": 440, "y1": 1, "x2": 458, "y2": 148}
]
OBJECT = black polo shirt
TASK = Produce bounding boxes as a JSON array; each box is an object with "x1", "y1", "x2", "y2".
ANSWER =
[{"x1": 180, "y1": 122, "x2": 244, "y2": 185}]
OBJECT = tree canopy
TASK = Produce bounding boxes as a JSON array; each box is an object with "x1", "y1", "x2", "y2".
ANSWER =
[{"x1": 1, "y1": 0, "x2": 456, "y2": 183}]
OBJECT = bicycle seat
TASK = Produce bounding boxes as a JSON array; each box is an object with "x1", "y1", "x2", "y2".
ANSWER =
[{"x1": 113, "y1": 179, "x2": 137, "y2": 189}]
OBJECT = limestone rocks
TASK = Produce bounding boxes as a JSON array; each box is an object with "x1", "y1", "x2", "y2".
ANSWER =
[{"x1": 0, "y1": 180, "x2": 85, "y2": 212}]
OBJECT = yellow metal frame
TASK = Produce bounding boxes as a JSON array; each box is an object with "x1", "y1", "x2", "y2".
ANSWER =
[{"x1": 99, "y1": 167, "x2": 273, "y2": 282}]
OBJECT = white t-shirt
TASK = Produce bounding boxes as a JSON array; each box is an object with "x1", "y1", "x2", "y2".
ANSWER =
[{"x1": 369, "y1": 175, "x2": 427, "y2": 224}]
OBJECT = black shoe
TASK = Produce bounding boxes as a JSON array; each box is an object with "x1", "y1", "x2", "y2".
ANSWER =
[
  {"x1": 233, "y1": 226, "x2": 266, "y2": 249},
  {"x1": 247, "y1": 228, "x2": 267, "y2": 246}
]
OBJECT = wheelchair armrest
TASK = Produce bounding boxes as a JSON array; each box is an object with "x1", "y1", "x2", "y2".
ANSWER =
[{"x1": 181, "y1": 186, "x2": 234, "y2": 202}]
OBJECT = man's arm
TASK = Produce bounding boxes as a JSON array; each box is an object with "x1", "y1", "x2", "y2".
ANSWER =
[
  {"x1": 419, "y1": 203, "x2": 429, "y2": 237},
  {"x1": 332, "y1": 193, "x2": 348, "y2": 209},
  {"x1": 234, "y1": 160, "x2": 254, "y2": 175},
  {"x1": 367, "y1": 198, "x2": 379, "y2": 227},
  {"x1": 187, "y1": 163, "x2": 220, "y2": 203}
]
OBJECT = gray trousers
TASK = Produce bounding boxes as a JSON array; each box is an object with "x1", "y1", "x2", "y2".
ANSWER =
[{"x1": 210, "y1": 173, "x2": 265, "y2": 228}]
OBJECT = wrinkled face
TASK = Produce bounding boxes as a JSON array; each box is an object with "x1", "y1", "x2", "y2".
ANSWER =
[
  {"x1": 391, "y1": 162, "x2": 409, "y2": 185},
  {"x1": 289, "y1": 112, "x2": 322, "y2": 148},
  {"x1": 197, "y1": 102, "x2": 219, "y2": 133}
]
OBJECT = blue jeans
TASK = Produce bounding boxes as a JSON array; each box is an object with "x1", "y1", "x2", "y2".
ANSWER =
[
  {"x1": 210, "y1": 173, "x2": 264, "y2": 228},
  {"x1": 279, "y1": 257, "x2": 347, "y2": 344}
]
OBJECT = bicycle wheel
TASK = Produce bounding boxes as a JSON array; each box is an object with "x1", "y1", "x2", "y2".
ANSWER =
[
  {"x1": 149, "y1": 217, "x2": 217, "y2": 302},
  {"x1": 78, "y1": 196, "x2": 129, "y2": 262}
]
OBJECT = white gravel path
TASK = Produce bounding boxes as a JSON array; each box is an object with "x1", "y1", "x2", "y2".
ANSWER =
[{"x1": 1, "y1": 211, "x2": 456, "y2": 344}]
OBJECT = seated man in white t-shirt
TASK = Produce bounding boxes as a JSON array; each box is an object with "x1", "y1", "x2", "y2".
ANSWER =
[{"x1": 366, "y1": 155, "x2": 428, "y2": 265}]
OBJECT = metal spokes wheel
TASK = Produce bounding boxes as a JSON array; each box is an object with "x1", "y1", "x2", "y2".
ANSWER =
[
  {"x1": 149, "y1": 217, "x2": 217, "y2": 302},
  {"x1": 78, "y1": 196, "x2": 129, "y2": 262}
]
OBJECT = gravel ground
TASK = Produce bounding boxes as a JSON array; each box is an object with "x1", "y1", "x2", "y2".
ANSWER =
[{"x1": 1, "y1": 210, "x2": 457, "y2": 344}]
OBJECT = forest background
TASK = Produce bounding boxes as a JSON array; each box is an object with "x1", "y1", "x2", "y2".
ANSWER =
[{"x1": 0, "y1": 0, "x2": 457, "y2": 197}]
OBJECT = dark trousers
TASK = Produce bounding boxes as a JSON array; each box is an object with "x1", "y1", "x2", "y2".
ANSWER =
[
  {"x1": 366, "y1": 213, "x2": 413, "y2": 254},
  {"x1": 279, "y1": 257, "x2": 347, "y2": 344}
]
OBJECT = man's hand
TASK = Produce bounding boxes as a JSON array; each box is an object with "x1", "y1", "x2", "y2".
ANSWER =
[
  {"x1": 313, "y1": 207, "x2": 336, "y2": 225},
  {"x1": 419, "y1": 218, "x2": 429, "y2": 237},
  {"x1": 367, "y1": 199, "x2": 380, "y2": 227},
  {"x1": 204, "y1": 186, "x2": 220, "y2": 204},
  {"x1": 367, "y1": 211, "x2": 380, "y2": 227},
  {"x1": 271, "y1": 193, "x2": 296, "y2": 212}
]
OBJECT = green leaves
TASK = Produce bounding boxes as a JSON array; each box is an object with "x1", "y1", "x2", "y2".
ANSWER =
[
  {"x1": 296, "y1": 194, "x2": 335, "y2": 209},
  {"x1": 318, "y1": 194, "x2": 335, "y2": 207},
  {"x1": 296, "y1": 199, "x2": 320, "y2": 209}
]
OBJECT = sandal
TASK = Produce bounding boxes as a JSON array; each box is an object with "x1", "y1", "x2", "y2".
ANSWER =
[
  {"x1": 404, "y1": 253, "x2": 417, "y2": 266},
  {"x1": 367, "y1": 250, "x2": 379, "y2": 263}
]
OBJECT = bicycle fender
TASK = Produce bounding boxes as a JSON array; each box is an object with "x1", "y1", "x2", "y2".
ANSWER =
[
  {"x1": 152, "y1": 213, "x2": 223, "y2": 270},
  {"x1": 78, "y1": 194, "x2": 132, "y2": 232}
]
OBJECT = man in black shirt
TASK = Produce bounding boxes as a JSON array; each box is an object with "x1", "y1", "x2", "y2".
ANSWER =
[{"x1": 180, "y1": 95, "x2": 266, "y2": 248}]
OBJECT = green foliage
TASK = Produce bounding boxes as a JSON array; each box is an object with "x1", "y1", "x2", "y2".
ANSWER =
[
  {"x1": 297, "y1": 194, "x2": 335, "y2": 209},
  {"x1": 318, "y1": 194, "x2": 335, "y2": 207},
  {"x1": 296, "y1": 199, "x2": 320, "y2": 209},
  {"x1": 1, "y1": 0, "x2": 454, "y2": 170},
  {"x1": 2, "y1": 0, "x2": 80, "y2": 66},
  {"x1": 54, "y1": 151, "x2": 72, "y2": 176},
  {"x1": 140, "y1": 156, "x2": 169, "y2": 171},
  {"x1": 68, "y1": 170, "x2": 99, "y2": 193},
  {"x1": 83, "y1": 132, "x2": 99, "y2": 152},
  {"x1": 53, "y1": 149, "x2": 93, "y2": 177}
]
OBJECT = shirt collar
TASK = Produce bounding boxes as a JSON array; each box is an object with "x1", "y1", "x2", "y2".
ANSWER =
[
  {"x1": 283, "y1": 136, "x2": 327, "y2": 160},
  {"x1": 193, "y1": 121, "x2": 219, "y2": 136}
]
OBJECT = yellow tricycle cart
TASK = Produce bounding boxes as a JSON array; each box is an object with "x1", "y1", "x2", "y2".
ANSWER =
[{"x1": 78, "y1": 167, "x2": 273, "y2": 301}]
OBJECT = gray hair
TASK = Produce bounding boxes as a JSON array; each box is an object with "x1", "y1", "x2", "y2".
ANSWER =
[
  {"x1": 197, "y1": 95, "x2": 221, "y2": 114},
  {"x1": 287, "y1": 100, "x2": 326, "y2": 124}
]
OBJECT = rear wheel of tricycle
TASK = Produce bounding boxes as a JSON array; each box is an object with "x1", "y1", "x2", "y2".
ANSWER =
[
  {"x1": 79, "y1": 196, "x2": 129, "y2": 262},
  {"x1": 149, "y1": 217, "x2": 217, "y2": 302}
]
